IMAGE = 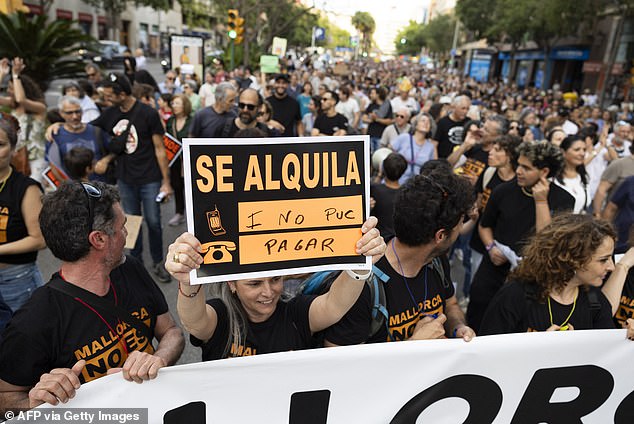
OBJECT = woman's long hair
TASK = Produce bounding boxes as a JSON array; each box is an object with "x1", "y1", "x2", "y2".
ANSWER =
[
  {"x1": 509, "y1": 214, "x2": 615, "y2": 301},
  {"x1": 556, "y1": 134, "x2": 588, "y2": 186}
]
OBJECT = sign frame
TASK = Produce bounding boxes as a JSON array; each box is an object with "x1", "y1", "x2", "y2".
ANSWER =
[{"x1": 182, "y1": 136, "x2": 372, "y2": 285}]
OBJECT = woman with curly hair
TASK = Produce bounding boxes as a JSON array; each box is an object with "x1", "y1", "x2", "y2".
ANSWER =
[{"x1": 480, "y1": 214, "x2": 618, "y2": 334}]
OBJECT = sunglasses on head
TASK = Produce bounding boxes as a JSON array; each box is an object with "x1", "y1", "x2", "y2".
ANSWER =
[
  {"x1": 80, "y1": 182, "x2": 102, "y2": 235},
  {"x1": 238, "y1": 102, "x2": 257, "y2": 111}
]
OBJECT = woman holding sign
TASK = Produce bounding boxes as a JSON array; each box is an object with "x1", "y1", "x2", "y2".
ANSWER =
[
  {"x1": 480, "y1": 214, "x2": 618, "y2": 335},
  {"x1": 166, "y1": 217, "x2": 385, "y2": 360}
]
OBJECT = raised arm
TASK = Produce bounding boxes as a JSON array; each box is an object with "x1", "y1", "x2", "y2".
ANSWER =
[{"x1": 308, "y1": 216, "x2": 385, "y2": 333}]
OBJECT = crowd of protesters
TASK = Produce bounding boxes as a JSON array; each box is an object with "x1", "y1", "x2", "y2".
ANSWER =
[{"x1": 0, "y1": 51, "x2": 633, "y2": 412}]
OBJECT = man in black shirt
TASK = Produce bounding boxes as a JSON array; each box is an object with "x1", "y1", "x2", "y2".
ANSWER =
[
  {"x1": 436, "y1": 95, "x2": 470, "y2": 158},
  {"x1": 0, "y1": 183, "x2": 183, "y2": 411},
  {"x1": 190, "y1": 82, "x2": 237, "y2": 138},
  {"x1": 311, "y1": 90, "x2": 348, "y2": 136},
  {"x1": 92, "y1": 73, "x2": 172, "y2": 282},
  {"x1": 371, "y1": 152, "x2": 407, "y2": 239},
  {"x1": 325, "y1": 167, "x2": 476, "y2": 345},
  {"x1": 467, "y1": 141, "x2": 575, "y2": 332},
  {"x1": 266, "y1": 74, "x2": 303, "y2": 137},
  {"x1": 215, "y1": 88, "x2": 270, "y2": 138}
]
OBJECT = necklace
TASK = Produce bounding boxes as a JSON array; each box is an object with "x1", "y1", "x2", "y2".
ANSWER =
[
  {"x1": 0, "y1": 167, "x2": 12, "y2": 193},
  {"x1": 521, "y1": 186, "x2": 533, "y2": 197},
  {"x1": 547, "y1": 288, "x2": 578, "y2": 331},
  {"x1": 391, "y1": 239, "x2": 429, "y2": 315}
]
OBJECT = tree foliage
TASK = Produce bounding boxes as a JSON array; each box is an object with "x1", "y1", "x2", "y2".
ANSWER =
[
  {"x1": 394, "y1": 14, "x2": 455, "y2": 56},
  {"x1": 455, "y1": 0, "x2": 496, "y2": 41},
  {"x1": 351, "y1": 11, "x2": 375, "y2": 54},
  {"x1": 0, "y1": 13, "x2": 95, "y2": 91}
]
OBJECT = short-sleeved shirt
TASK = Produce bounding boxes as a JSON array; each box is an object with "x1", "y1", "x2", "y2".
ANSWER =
[
  {"x1": 324, "y1": 255, "x2": 454, "y2": 345},
  {"x1": 480, "y1": 181, "x2": 575, "y2": 253},
  {"x1": 390, "y1": 134, "x2": 435, "y2": 184},
  {"x1": 435, "y1": 115, "x2": 468, "y2": 159},
  {"x1": 313, "y1": 113, "x2": 348, "y2": 135},
  {"x1": 192, "y1": 295, "x2": 316, "y2": 361},
  {"x1": 600, "y1": 155, "x2": 634, "y2": 199},
  {"x1": 91, "y1": 101, "x2": 164, "y2": 184},
  {"x1": 266, "y1": 95, "x2": 302, "y2": 137},
  {"x1": 0, "y1": 256, "x2": 168, "y2": 386},
  {"x1": 480, "y1": 280, "x2": 615, "y2": 335}
]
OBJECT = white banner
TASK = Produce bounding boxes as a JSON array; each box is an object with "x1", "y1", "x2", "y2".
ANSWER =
[{"x1": 38, "y1": 330, "x2": 634, "y2": 423}]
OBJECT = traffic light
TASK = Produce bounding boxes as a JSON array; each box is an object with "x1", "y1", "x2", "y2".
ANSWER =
[{"x1": 227, "y1": 9, "x2": 245, "y2": 44}]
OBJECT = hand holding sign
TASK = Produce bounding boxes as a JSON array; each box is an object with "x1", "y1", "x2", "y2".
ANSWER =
[
  {"x1": 166, "y1": 232, "x2": 204, "y2": 285},
  {"x1": 355, "y1": 216, "x2": 385, "y2": 264}
]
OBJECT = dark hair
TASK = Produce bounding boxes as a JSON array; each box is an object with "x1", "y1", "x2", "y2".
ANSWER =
[
  {"x1": 419, "y1": 159, "x2": 452, "y2": 175},
  {"x1": 517, "y1": 141, "x2": 564, "y2": 178},
  {"x1": 63, "y1": 146, "x2": 94, "y2": 180},
  {"x1": 394, "y1": 169, "x2": 474, "y2": 246},
  {"x1": 77, "y1": 79, "x2": 94, "y2": 98},
  {"x1": 557, "y1": 135, "x2": 588, "y2": 186},
  {"x1": 428, "y1": 103, "x2": 445, "y2": 122},
  {"x1": 134, "y1": 69, "x2": 160, "y2": 93},
  {"x1": 16, "y1": 74, "x2": 44, "y2": 102},
  {"x1": 132, "y1": 82, "x2": 155, "y2": 101},
  {"x1": 383, "y1": 153, "x2": 407, "y2": 181},
  {"x1": 0, "y1": 112, "x2": 20, "y2": 148},
  {"x1": 104, "y1": 72, "x2": 132, "y2": 95},
  {"x1": 376, "y1": 86, "x2": 389, "y2": 101},
  {"x1": 160, "y1": 93, "x2": 173, "y2": 105},
  {"x1": 39, "y1": 182, "x2": 120, "y2": 262},
  {"x1": 493, "y1": 134, "x2": 522, "y2": 169},
  {"x1": 325, "y1": 90, "x2": 339, "y2": 104}
]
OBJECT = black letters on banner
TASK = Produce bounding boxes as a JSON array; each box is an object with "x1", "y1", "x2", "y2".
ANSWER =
[
  {"x1": 390, "y1": 374, "x2": 502, "y2": 423},
  {"x1": 614, "y1": 389, "x2": 634, "y2": 423},
  {"x1": 511, "y1": 365, "x2": 613, "y2": 423},
  {"x1": 164, "y1": 401, "x2": 206, "y2": 424},
  {"x1": 289, "y1": 390, "x2": 331, "y2": 424}
]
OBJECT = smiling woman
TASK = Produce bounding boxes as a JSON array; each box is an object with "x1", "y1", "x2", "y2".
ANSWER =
[
  {"x1": 167, "y1": 217, "x2": 386, "y2": 361},
  {"x1": 480, "y1": 214, "x2": 618, "y2": 335}
]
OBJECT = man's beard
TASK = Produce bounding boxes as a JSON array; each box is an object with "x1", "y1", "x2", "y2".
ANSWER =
[{"x1": 239, "y1": 112, "x2": 255, "y2": 125}]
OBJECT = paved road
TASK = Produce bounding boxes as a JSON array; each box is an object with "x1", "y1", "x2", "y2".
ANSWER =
[{"x1": 36, "y1": 59, "x2": 469, "y2": 366}]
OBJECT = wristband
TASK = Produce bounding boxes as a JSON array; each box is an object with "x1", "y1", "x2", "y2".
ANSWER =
[
  {"x1": 179, "y1": 282, "x2": 201, "y2": 298},
  {"x1": 345, "y1": 269, "x2": 372, "y2": 281},
  {"x1": 485, "y1": 242, "x2": 495, "y2": 252}
]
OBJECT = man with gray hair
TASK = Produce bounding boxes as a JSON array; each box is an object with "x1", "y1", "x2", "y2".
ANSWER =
[
  {"x1": 436, "y1": 95, "x2": 471, "y2": 158},
  {"x1": 48, "y1": 96, "x2": 109, "y2": 181},
  {"x1": 189, "y1": 81, "x2": 237, "y2": 138},
  {"x1": 380, "y1": 108, "x2": 411, "y2": 148}
]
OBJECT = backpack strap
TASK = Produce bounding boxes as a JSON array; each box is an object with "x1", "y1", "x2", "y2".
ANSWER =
[
  {"x1": 220, "y1": 117, "x2": 234, "y2": 138},
  {"x1": 430, "y1": 257, "x2": 451, "y2": 289},
  {"x1": 481, "y1": 166, "x2": 497, "y2": 191},
  {"x1": 587, "y1": 290, "x2": 601, "y2": 311},
  {"x1": 368, "y1": 265, "x2": 392, "y2": 341}
]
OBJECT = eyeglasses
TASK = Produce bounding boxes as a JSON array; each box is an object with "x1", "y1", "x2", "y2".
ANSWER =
[
  {"x1": 238, "y1": 102, "x2": 257, "y2": 111},
  {"x1": 396, "y1": 114, "x2": 406, "y2": 119},
  {"x1": 62, "y1": 109, "x2": 82, "y2": 115},
  {"x1": 166, "y1": 77, "x2": 175, "y2": 81},
  {"x1": 80, "y1": 182, "x2": 102, "y2": 234},
  {"x1": 86, "y1": 72, "x2": 97, "y2": 78}
]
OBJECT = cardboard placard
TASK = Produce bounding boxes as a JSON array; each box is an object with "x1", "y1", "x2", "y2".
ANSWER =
[
  {"x1": 259, "y1": 55, "x2": 280, "y2": 74},
  {"x1": 183, "y1": 136, "x2": 371, "y2": 284},
  {"x1": 124, "y1": 214, "x2": 143, "y2": 250},
  {"x1": 163, "y1": 133, "x2": 182, "y2": 167},
  {"x1": 41, "y1": 164, "x2": 69, "y2": 190}
]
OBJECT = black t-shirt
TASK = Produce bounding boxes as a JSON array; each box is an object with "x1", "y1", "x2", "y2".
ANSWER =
[
  {"x1": 615, "y1": 267, "x2": 634, "y2": 327},
  {"x1": 91, "y1": 101, "x2": 164, "y2": 184},
  {"x1": 370, "y1": 183, "x2": 398, "y2": 240},
  {"x1": 214, "y1": 118, "x2": 271, "y2": 138},
  {"x1": 366, "y1": 102, "x2": 392, "y2": 138},
  {"x1": 480, "y1": 280, "x2": 615, "y2": 335},
  {"x1": 455, "y1": 145, "x2": 489, "y2": 180},
  {"x1": 313, "y1": 113, "x2": 348, "y2": 135},
  {"x1": 266, "y1": 95, "x2": 302, "y2": 137},
  {"x1": 469, "y1": 171, "x2": 512, "y2": 254},
  {"x1": 189, "y1": 107, "x2": 236, "y2": 138},
  {"x1": 192, "y1": 295, "x2": 316, "y2": 361},
  {"x1": 0, "y1": 170, "x2": 42, "y2": 264},
  {"x1": 324, "y1": 255, "x2": 455, "y2": 345},
  {"x1": 480, "y1": 181, "x2": 575, "y2": 253},
  {"x1": 436, "y1": 115, "x2": 468, "y2": 159},
  {"x1": 0, "y1": 256, "x2": 168, "y2": 386}
]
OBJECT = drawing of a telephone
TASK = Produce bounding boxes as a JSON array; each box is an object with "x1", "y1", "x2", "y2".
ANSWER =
[{"x1": 201, "y1": 241, "x2": 236, "y2": 264}]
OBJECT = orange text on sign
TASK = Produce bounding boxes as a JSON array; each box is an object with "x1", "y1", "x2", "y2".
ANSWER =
[
  {"x1": 238, "y1": 195, "x2": 363, "y2": 232},
  {"x1": 238, "y1": 228, "x2": 361, "y2": 264}
]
